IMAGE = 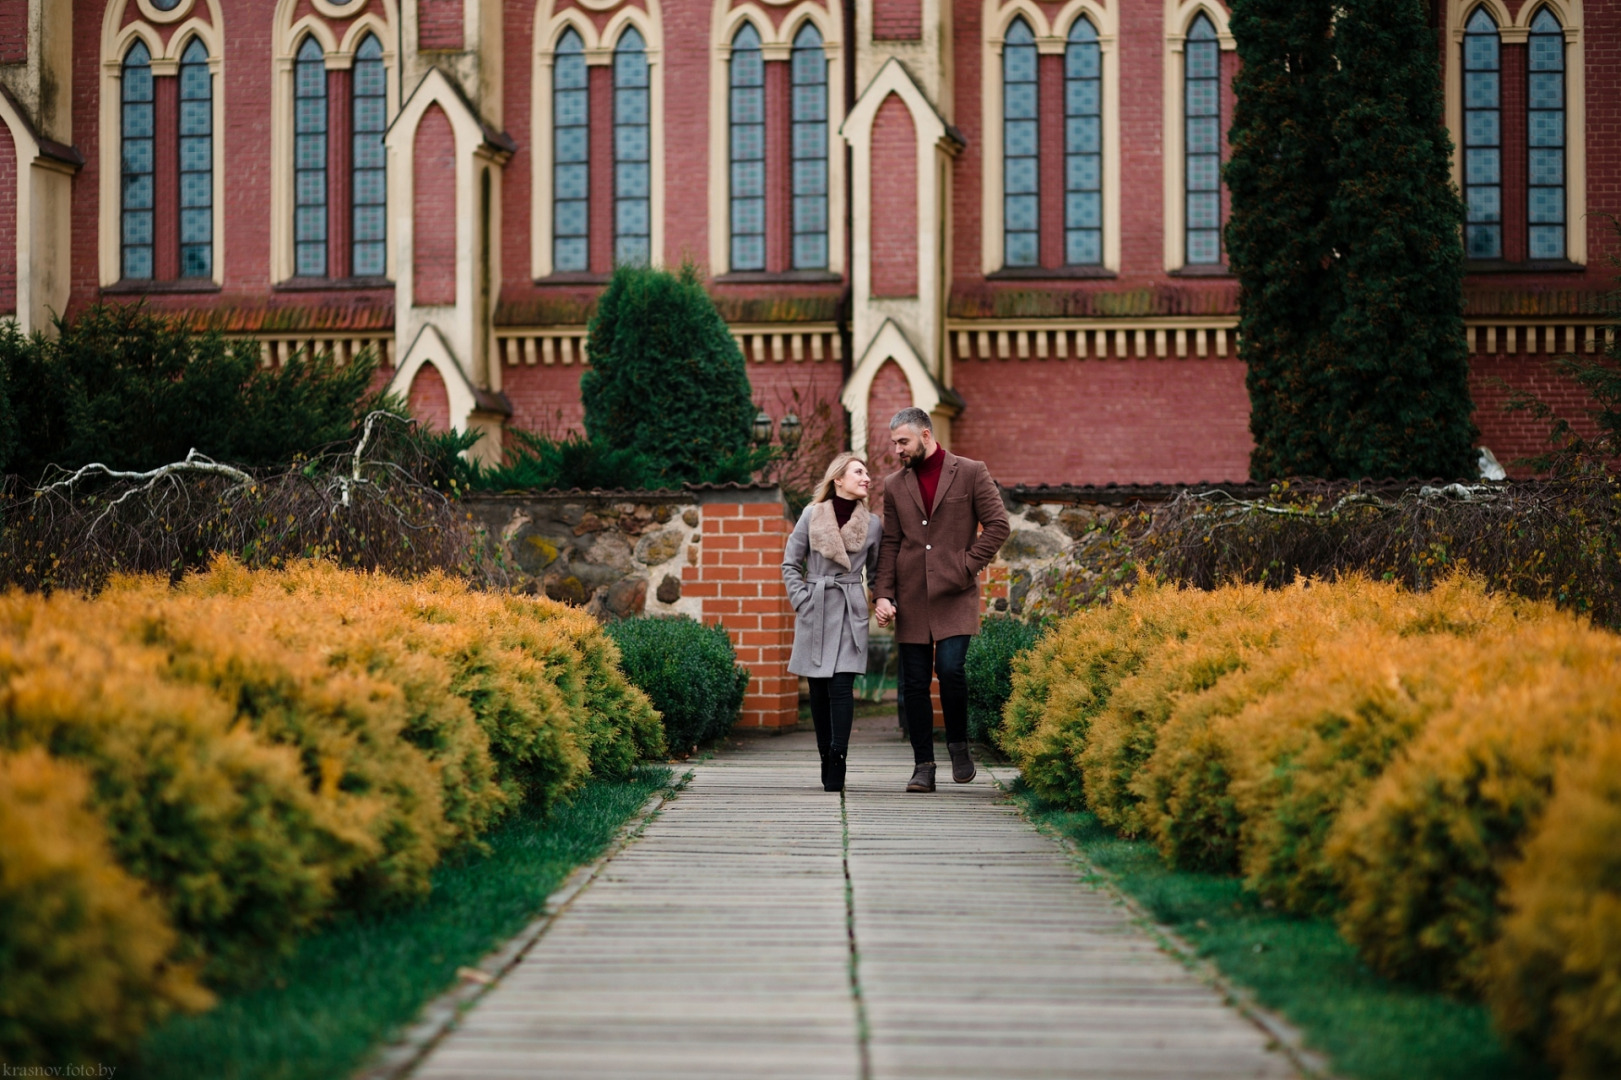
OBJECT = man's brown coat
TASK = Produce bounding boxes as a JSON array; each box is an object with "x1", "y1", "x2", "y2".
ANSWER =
[{"x1": 873, "y1": 449, "x2": 1010, "y2": 644}]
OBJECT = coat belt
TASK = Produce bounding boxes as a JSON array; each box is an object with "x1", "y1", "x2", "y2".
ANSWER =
[{"x1": 807, "y1": 571, "x2": 866, "y2": 668}]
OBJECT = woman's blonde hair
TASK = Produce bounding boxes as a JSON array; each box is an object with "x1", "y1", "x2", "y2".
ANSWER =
[{"x1": 813, "y1": 452, "x2": 868, "y2": 505}]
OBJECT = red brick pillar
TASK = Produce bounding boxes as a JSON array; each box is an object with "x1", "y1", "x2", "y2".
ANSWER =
[{"x1": 683, "y1": 489, "x2": 798, "y2": 730}]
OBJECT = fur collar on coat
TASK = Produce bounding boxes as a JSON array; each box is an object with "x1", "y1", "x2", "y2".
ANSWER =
[{"x1": 809, "y1": 498, "x2": 870, "y2": 571}]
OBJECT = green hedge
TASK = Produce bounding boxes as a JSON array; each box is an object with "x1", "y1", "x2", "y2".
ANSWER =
[
  {"x1": 606, "y1": 616, "x2": 750, "y2": 753},
  {"x1": 965, "y1": 616, "x2": 1044, "y2": 744}
]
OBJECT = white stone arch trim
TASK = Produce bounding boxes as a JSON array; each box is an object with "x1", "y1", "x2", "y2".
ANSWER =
[
  {"x1": 387, "y1": 67, "x2": 510, "y2": 390},
  {"x1": 287, "y1": 16, "x2": 342, "y2": 58},
  {"x1": 1443, "y1": 0, "x2": 1585, "y2": 263},
  {"x1": 707, "y1": 0, "x2": 845, "y2": 275},
  {"x1": 388, "y1": 325, "x2": 481, "y2": 435},
  {"x1": 1167, "y1": 0, "x2": 1234, "y2": 48},
  {"x1": 0, "y1": 91, "x2": 45, "y2": 331},
  {"x1": 531, "y1": 0, "x2": 667, "y2": 278},
  {"x1": 97, "y1": 0, "x2": 228, "y2": 288},
  {"x1": 841, "y1": 58, "x2": 952, "y2": 377},
  {"x1": 979, "y1": 0, "x2": 1121, "y2": 275},
  {"x1": 270, "y1": 0, "x2": 401, "y2": 282},
  {"x1": 338, "y1": 15, "x2": 398, "y2": 65},
  {"x1": 841, "y1": 321, "x2": 948, "y2": 457},
  {"x1": 1161, "y1": 0, "x2": 1234, "y2": 272}
]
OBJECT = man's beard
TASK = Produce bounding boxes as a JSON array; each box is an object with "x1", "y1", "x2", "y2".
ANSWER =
[{"x1": 904, "y1": 443, "x2": 930, "y2": 469}]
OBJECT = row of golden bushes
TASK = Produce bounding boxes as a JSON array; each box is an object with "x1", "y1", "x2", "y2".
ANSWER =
[
  {"x1": 0, "y1": 558, "x2": 664, "y2": 1063},
  {"x1": 996, "y1": 574, "x2": 1621, "y2": 1080}
]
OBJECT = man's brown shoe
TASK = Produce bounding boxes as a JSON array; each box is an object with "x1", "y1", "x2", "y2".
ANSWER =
[
  {"x1": 905, "y1": 762, "x2": 937, "y2": 793},
  {"x1": 947, "y1": 742, "x2": 976, "y2": 784}
]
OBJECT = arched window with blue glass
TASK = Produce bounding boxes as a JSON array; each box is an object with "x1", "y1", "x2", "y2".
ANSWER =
[
  {"x1": 1528, "y1": 7, "x2": 1566, "y2": 261},
  {"x1": 552, "y1": 29, "x2": 589, "y2": 273},
  {"x1": 614, "y1": 27, "x2": 651, "y2": 266},
  {"x1": 177, "y1": 38, "x2": 212, "y2": 279},
  {"x1": 1065, "y1": 17, "x2": 1102, "y2": 266},
  {"x1": 1462, "y1": 8, "x2": 1501, "y2": 260},
  {"x1": 729, "y1": 23, "x2": 765, "y2": 271},
  {"x1": 1183, "y1": 14, "x2": 1222, "y2": 265},
  {"x1": 1002, "y1": 17, "x2": 1038, "y2": 267},
  {"x1": 121, "y1": 41, "x2": 155, "y2": 280},
  {"x1": 293, "y1": 35, "x2": 328, "y2": 278},
  {"x1": 351, "y1": 34, "x2": 387, "y2": 278},
  {"x1": 790, "y1": 23, "x2": 828, "y2": 271}
]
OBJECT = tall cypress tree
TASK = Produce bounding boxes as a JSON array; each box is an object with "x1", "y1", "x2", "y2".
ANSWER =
[
  {"x1": 1320, "y1": 0, "x2": 1476, "y2": 478},
  {"x1": 1227, "y1": 0, "x2": 1341, "y2": 477}
]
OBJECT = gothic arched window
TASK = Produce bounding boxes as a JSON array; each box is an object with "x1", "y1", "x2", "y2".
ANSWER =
[
  {"x1": 1528, "y1": 7, "x2": 1566, "y2": 260},
  {"x1": 729, "y1": 24, "x2": 765, "y2": 270},
  {"x1": 614, "y1": 28, "x2": 651, "y2": 265},
  {"x1": 1184, "y1": 14, "x2": 1222, "y2": 265},
  {"x1": 552, "y1": 29, "x2": 589, "y2": 272},
  {"x1": 121, "y1": 41, "x2": 155, "y2": 280},
  {"x1": 1065, "y1": 18, "x2": 1102, "y2": 266},
  {"x1": 1002, "y1": 18, "x2": 1038, "y2": 267},
  {"x1": 790, "y1": 24, "x2": 828, "y2": 270},
  {"x1": 293, "y1": 36, "x2": 329, "y2": 277},
  {"x1": 351, "y1": 34, "x2": 387, "y2": 277},
  {"x1": 1462, "y1": 8, "x2": 1502, "y2": 259}
]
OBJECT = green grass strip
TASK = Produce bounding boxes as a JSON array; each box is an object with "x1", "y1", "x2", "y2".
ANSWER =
[
  {"x1": 839, "y1": 789, "x2": 871, "y2": 1080},
  {"x1": 1007, "y1": 780, "x2": 1551, "y2": 1080},
  {"x1": 131, "y1": 767, "x2": 673, "y2": 1080}
]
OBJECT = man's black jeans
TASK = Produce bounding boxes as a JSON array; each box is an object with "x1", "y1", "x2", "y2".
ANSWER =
[{"x1": 898, "y1": 635, "x2": 971, "y2": 764}]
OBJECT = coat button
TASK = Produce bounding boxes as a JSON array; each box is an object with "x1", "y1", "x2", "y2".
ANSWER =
[
  {"x1": 926, "y1": 544, "x2": 932, "y2": 550},
  {"x1": 921, "y1": 519, "x2": 927, "y2": 525}
]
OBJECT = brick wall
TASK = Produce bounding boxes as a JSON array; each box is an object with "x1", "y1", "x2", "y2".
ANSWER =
[
  {"x1": 865, "y1": 359, "x2": 914, "y2": 499},
  {"x1": 0, "y1": 121, "x2": 14, "y2": 316},
  {"x1": 951, "y1": 356, "x2": 1254, "y2": 485},
  {"x1": 408, "y1": 361, "x2": 453, "y2": 433},
  {"x1": 0, "y1": 1, "x2": 25, "y2": 64},
  {"x1": 1470, "y1": 352, "x2": 1606, "y2": 473},
  {"x1": 870, "y1": 93, "x2": 917, "y2": 297},
  {"x1": 418, "y1": 0, "x2": 465, "y2": 51},
  {"x1": 873, "y1": 0, "x2": 922, "y2": 42},
  {"x1": 683, "y1": 496, "x2": 798, "y2": 730},
  {"x1": 502, "y1": 361, "x2": 589, "y2": 436},
  {"x1": 413, "y1": 103, "x2": 458, "y2": 306}
]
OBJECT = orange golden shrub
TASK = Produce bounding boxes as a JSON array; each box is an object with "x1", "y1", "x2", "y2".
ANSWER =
[{"x1": 0, "y1": 748, "x2": 212, "y2": 1063}]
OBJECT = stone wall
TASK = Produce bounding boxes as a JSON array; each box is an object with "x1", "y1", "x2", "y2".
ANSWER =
[{"x1": 465, "y1": 486, "x2": 798, "y2": 731}]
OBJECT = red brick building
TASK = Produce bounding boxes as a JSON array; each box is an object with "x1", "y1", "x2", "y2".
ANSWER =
[{"x1": 1, "y1": 0, "x2": 1614, "y2": 483}]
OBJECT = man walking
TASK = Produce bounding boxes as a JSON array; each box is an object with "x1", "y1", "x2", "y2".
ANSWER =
[{"x1": 873, "y1": 408, "x2": 1010, "y2": 792}]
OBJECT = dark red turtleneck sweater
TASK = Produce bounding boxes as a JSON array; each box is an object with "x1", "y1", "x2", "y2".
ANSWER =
[
  {"x1": 914, "y1": 444, "x2": 945, "y2": 511},
  {"x1": 831, "y1": 495, "x2": 857, "y2": 528}
]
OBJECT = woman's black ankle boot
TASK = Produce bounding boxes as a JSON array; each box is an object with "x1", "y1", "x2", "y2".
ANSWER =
[{"x1": 824, "y1": 751, "x2": 846, "y2": 792}]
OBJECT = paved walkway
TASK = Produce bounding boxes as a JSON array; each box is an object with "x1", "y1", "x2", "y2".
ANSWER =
[{"x1": 409, "y1": 715, "x2": 1297, "y2": 1079}]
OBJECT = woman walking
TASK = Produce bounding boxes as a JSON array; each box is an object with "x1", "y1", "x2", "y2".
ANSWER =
[{"x1": 782, "y1": 453, "x2": 883, "y2": 792}]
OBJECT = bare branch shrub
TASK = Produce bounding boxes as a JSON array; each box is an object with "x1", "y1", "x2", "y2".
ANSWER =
[
  {"x1": 1034, "y1": 476, "x2": 1621, "y2": 629},
  {"x1": 0, "y1": 412, "x2": 505, "y2": 593}
]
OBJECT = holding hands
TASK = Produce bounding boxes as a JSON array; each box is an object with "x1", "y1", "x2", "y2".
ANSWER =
[{"x1": 874, "y1": 597, "x2": 896, "y2": 628}]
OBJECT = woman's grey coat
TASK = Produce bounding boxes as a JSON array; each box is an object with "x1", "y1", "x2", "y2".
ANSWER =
[{"x1": 782, "y1": 500, "x2": 883, "y2": 678}]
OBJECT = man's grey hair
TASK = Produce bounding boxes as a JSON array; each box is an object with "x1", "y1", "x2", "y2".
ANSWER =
[{"x1": 889, "y1": 407, "x2": 933, "y2": 433}]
